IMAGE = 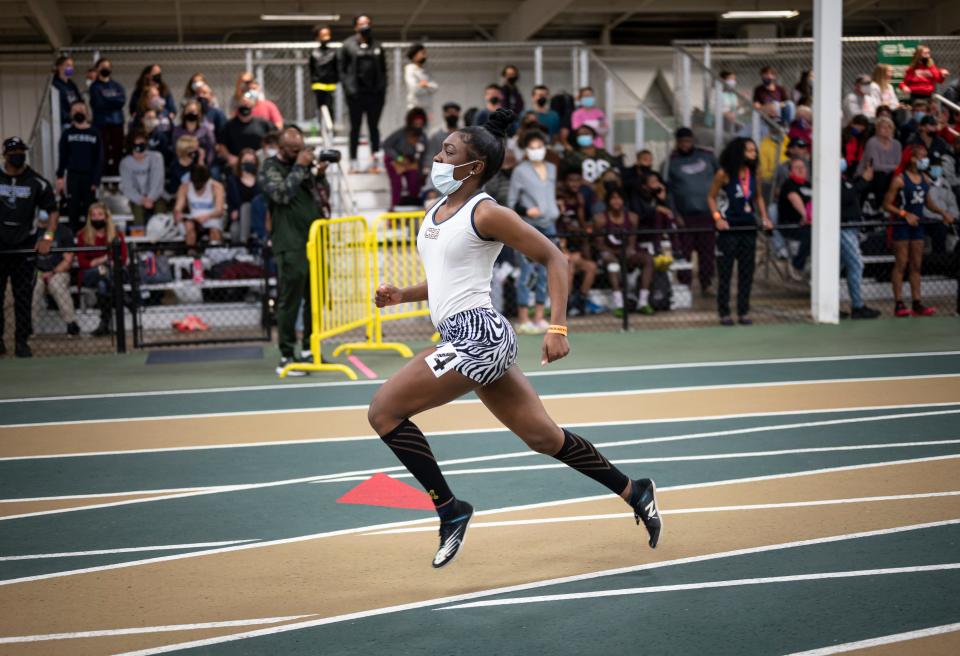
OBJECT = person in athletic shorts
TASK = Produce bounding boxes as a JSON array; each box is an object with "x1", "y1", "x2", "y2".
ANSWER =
[
  {"x1": 882, "y1": 143, "x2": 955, "y2": 317},
  {"x1": 369, "y1": 109, "x2": 662, "y2": 568}
]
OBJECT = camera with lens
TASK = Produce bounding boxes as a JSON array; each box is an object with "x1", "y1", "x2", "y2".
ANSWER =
[{"x1": 316, "y1": 148, "x2": 341, "y2": 163}]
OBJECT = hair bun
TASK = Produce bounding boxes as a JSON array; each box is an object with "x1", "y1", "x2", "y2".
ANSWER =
[{"x1": 483, "y1": 108, "x2": 515, "y2": 139}]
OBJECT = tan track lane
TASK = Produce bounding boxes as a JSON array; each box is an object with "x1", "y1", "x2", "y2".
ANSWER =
[
  {"x1": 2, "y1": 376, "x2": 959, "y2": 458},
  {"x1": 2, "y1": 458, "x2": 959, "y2": 655},
  {"x1": 850, "y1": 629, "x2": 960, "y2": 655}
]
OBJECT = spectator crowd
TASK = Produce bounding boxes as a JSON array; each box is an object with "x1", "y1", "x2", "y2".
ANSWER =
[{"x1": 4, "y1": 29, "x2": 960, "y2": 358}]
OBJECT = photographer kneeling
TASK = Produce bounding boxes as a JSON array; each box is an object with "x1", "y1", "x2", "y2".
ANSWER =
[{"x1": 259, "y1": 126, "x2": 331, "y2": 375}]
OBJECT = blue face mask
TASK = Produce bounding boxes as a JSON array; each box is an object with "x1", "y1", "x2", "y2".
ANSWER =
[
  {"x1": 64, "y1": 66, "x2": 74, "y2": 77},
  {"x1": 430, "y1": 159, "x2": 479, "y2": 196},
  {"x1": 840, "y1": 159, "x2": 848, "y2": 174},
  {"x1": 580, "y1": 96, "x2": 596, "y2": 108},
  {"x1": 917, "y1": 157, "x2": 930, "y2": 171},
  {"x1": 576, "y1": 134, "x2": 594, "y2": 148},
  {"x1": 930, "y1": 165, "x2": 943, "y2": 179},
  {"x1": 913, "y1": 111, "x2": 926, "y2": 122}
]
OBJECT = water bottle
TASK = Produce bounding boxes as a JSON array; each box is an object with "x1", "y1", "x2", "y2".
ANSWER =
[{"x1": 192, "y1": 258, "x2": 204, "y2": 284}]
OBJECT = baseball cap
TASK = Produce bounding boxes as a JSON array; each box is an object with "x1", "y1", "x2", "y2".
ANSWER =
[{"x1": 2, "y1": 136, "x2": 29, "y2": 154}]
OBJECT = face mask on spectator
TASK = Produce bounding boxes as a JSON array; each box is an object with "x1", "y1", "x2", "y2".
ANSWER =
[
  {"x1": 576, "y1": 134, "x2": 593, "y2": 148},
  {"x1": 444, "y1": 114, "x2": 458, "y2": 129},
  {"x1": 580, "y1": 96, "x2": 595, "y2": 108},
  {"x1": 152, "y1": 72, "x2": 163, "y2": 84},
  {"x1": 431, "y1": 160, "x2": 478, "y2": 196},
  {"x1": 143, "y1": 118, "x2": 159, "y2": 131},
  {"x1": 762, "y1": 76, "x2": 775, "y2": 85},
  {"x1": 72, "y1": 112, "x2": 86, "y2": 123},
  {"x1": 99, "y1": 67, "x2": 111, "y2": 78},
  {"x1": 526, "y1": 146, "x2": 546, "y2": 162},
  {"x1": 506, "y1": 75, "x2": 518, "y2": 85},
  {"x1": 913, "y1": 111, "x2": 926, "y2": 122},
  {"x1": 850, "y1": 126, "x2": 862, "y2": 136},
  {"x1": 198, "y1": 98, "x2": 210, "y2": 112},
  {"x1": 921, "y1": 57, "x2": 930, "y2": 66},
  {"x1": 190, "y1": 150, "x2": 200, "y2": 164},
  {"x1": 191, "y1": 80, "x2": 203, "y2": 91},
  {"x1": 789, "y1": 172, "x2": 806, "y2": 184},
  {"x1": 917, "y1": 157, "x2": 930, "y2": 171},
  {"x1": 724, "y1": 78, "x2": 736, "y2": 88},
  {"x1": 6, "y1": 153, "x2": 26, "y2": 169},
  {"x1": 488, "y1": 96, "x2": 502, "y2": 107},
  {"x1": 64, "y1": 66, "x2": 74, "y2": 77},
  {"x1": 535, "y1": 96, "x2": 547, "y2": 108},
  {"x1": 91, "y1": 220, "x2": 106, "y2": 230},
  {"x1": 265, "y1": 147, "x2": 279, "y2": 158},
  {"x1": 133, "y1": 143, "x2": 147, "y2": 154},
  {"x1": 242, "y1": 161, "x2": 257, "y2": 174},
  {"x1": 238, "y1": 105, "x2": 253, "y2": 117},
  {"x1": 930, "y1": 164, "x2": 943, "y2": 179},
  {"x1": 184, "y1": 113, "x2": 200, "y2": 123},
  {"x1": 358, "y1": 26, "x2": 372, "y2": 38},
  {"x1": 149, "y1": 96, "x2": 165, "y2": 111},
  {"x1": 840, "y1": 158, "x2": 848, "y2": 174}
]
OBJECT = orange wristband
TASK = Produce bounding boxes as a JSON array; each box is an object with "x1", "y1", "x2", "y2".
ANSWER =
[
  {"x1": 547, "y1": 324, "x2": 568, "y2": 336},
  {"x1": 899, "y1": 209, "x2": 907, "y2": 218}
]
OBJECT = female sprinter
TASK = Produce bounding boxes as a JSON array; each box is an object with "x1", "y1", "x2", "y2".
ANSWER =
[{"x1": 368, "y1": 109, "x2": 661, "y2": 568}]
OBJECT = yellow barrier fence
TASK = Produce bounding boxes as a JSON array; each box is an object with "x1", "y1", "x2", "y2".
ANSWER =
[{"x1": 279, "y1": 211, "x2": 434, "y2": 380}]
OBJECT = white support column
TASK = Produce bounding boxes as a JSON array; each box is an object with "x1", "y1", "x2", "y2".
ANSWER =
[
  {"x1": 751, "y1": 111, "x2": 761, "y2": 146},
  {"x1": 571, "y1": 47, "x2": 579, "y2": 91},
  {"x1": 394, "y1": 47, "x2": 403, "y2": 110},
  {"x1": 245, "y1": 49, "x2": 253, "y2": 74},
  {"x1": 634, "y1": 109, "x2": 645, "y2": 151},
  {"x1": 255, "y1": 50, "x2": 264, "y2": 90},
  {"x1": 703, "y1": 44, "x2": 712, "y2": 121},
  {"x1": 579, "y1": 49, "x2": 589, "y2": 89},
  {"x1": 534, "y1": 46, "x2": 543, "y2": 86},
  {"x1": 294, "y1": 50, "x2": 305, "y2": 126},
  {"x1": 680, "y1": 53, "x2": 692, "y2": 128},
  {"x1": 605, "y1": 76, "x2": 615, "y2": 146},
  {"x1": 811, "y1": 0, "x2": 843, "y2": 324}
]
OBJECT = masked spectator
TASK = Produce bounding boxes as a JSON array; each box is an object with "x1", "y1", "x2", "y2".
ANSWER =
[
  {"x1": 777, "y1": 158, "x2": 813, "y2": 280},
  {"x1": 426, "y1": 102, "x2": 460, "y2": 172},
  {"x1": 923, "y1": 154, "x2": 959, "y2": 254},
  {"x1": 753, "y1": 66, "x2": 794, "y2": 124},
  {"x1": 883, "y1": 143, "x2": 955, "y2": 316},
  {"x1": 664, "y1": 127, "x2": 718, "y2": 296},
  {"x1": 217, "y1": 94, "x2": 273, "y2": 170},
  {"x1": 857, "y1": 115, "x2": 902, "y2": 211},
  {"x1": 339, "y1": 14, "x2": 387, "y2": 173},
  {"x1": 174, "y1": 99, "x2": 217, "y2": 167},
  {"x1": 793, "y1": 70, "x2": 813, "y2": 107},
  {"x1": 708, "y1": 137, "x2": 772, "y2": 326},
  {"x1": 56, "y1": 101, "x2": 102, "y2": 233},
  {"x1": 130, "y1": 64, "x2": 176, "y2": 121},
  {"x1": 166, "y1": 135, "x2": 200, "y2": 199},
  {"x1": 500, "y1": 65, "x2": 524, "y2": 117},
  {"x1": 247, "y1": 82, "x2": 284, "y2": 130},
  {"x1": 531, "y1": 86, "x2": 560, "y2": 139},
  {"x1": 788, "y1": 105, "x2": 813, "y2": 147},
  {"x1": 718, "y1": 70, "x2": 741, "y2": 133},
  {"x1": 88, "y1": 58, "x2": 126, "y2": 178},
  {"x1": 839, "y1": 156, "x2": 880, "y2": 319},
  {"x1": 226, "y1": 149, "x2": 264, "y2": 244},
  {"x1": 32, "y1": 220, "x2": 79, "y2": 337},
  {"x1": 135, "y1": 109, "x2": 173, "y2": 167},
  {"x1": 898, "y1": 98, "x2": 929, "y2": 145},
  {"x1": 842, "y1": 115, "x2": 871, "y2": 170},
  {"x1": 120, "y1": 130, "x2": 166, "y2": 225},
  {"x1": 844, "y1": 75, "x2": 874, "y2": 123},
  {"x1": 383, "y1": 108, "x2": 428, "y2": 210},
  {"x1": 194, "y1": 83, "x2": 227, "y2": 135},
  {"x1": 869, "y1": 64, "x2": 901, "y2": 113},
  {"x1": 404, "y1": 43, "x2": 438, "y2": 116},
  {"x1": 473, "y1": 85, "x2": 505, "y2": 128},
  {"x1": 51, "y1": 56, "x2": 82, "y2": 127},
  {"x1": 0, "y1": 137, "x2": 58, "y2": 357},
  {"x1": 563, "y1": 125, "x2": 616, "y2": 185},
  {"x1": 183, "y1": 73, "x2": 208, "y2": 102},
  {"x1": 174, "y1": 164, "x2": 225, "y2": 247},
  {"x1": 571, "y1": 87, "x2": 607, "y2": 148},
  {"x1": 135, "y1": 86, "x2": 173, "y2": 132},
  {"x1": 76, "y1": 202, "x2": 127, "y2": 337},
  {"x1": 593, "y1": 188, "x2": 654, "y2": 317},
  {"x1": 900, "y1": 44, "x2": 948, "y2": 101},
  {"x1": 508, "y1": 129, "x2": 559, "y2": 333},
  {"x1": 309, "y1": 25, "x2": 339, "y2": 121},
  {"x1": 556, "y1": 169, "x2": 600, "y2": 316},
  {"x1": 259, "y1": 131, "x2": 280, "y2": 163},
  {"x1": 908, "y1": 115, "x2": 952, "y2": 176}
]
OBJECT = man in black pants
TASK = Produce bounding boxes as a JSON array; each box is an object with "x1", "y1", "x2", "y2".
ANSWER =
[
  {"x1": 339, "y1": 14, "x2": 387, "y2": 173},
  {"x1": 0, "y1": 137, "x2": 58, "y2": 358},
  {"x1": 309, "y1": 25, "x2": 339, "y2": 123}
]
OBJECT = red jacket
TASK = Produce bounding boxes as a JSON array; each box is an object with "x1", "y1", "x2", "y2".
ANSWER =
[
  {"x1": 899, "y1": 64, "x2": 945, "y2": 97},
  {"x1": 76, "y1": 230, "x2": 128, "y2": 272}
]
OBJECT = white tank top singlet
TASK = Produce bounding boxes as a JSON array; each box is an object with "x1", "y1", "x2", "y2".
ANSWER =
[
  {"x1": 417, "y1": 191, "x2": 504, "y2": 328},
  {"x1": 187, "y1": 181, "x2": 217, "y2": 219}
]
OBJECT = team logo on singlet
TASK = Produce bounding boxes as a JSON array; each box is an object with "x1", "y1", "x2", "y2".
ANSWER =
[{"x1": 425, "y1": 227, "x2": 440, "y2": 239}]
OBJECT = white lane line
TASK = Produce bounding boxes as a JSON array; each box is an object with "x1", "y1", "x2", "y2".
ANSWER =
[
  {"x1": 0, "y1": 540, "x2": 258, "y2": 561},
  {"x1": 0, "y1": 487, "x2": 220, "y2": 503},
  {"x1": 3, "y1": 455, "x2": 959, "y2": 588},
  {"x1": 5, "y1": 373, "x2": 959, "y2": 428},
  {"x1": 783, "y1": 621, "x2": 960, "y2": 656},
  {"x1": 0, "y1": 615, "x2": 315, "y2": 644},
  {"x1": 321, "y1": 439, "x2": 960, "y2": 483},
  {"x1": 436, "y1": 563, "x2": 960, "y2": 610},
  {"x1": 3, "y1": 350, "x2": 957, "y2": 404},
  {"x1": 5, "y1": 402, "x2": 960, "y2": 462},
  {"x1": 4, "y1": 408, "x2": 959, "y2": 518},
  {"x1": 364, "y1": 491, "x2": 960, "y2": 535},
  {"x1": 113, "y1": 517, "x2": 960, "y2": 656}
]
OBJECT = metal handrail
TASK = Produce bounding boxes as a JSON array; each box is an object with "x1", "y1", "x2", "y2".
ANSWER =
[
  {"x1": 675, "y1": 35, "x2": 960, "y2": 46},
  {"x1": 586, "y1": 50, "x2": 672, "y2": 134},
  {"x1": 60, "y1": 40, "x2": 586, "y2": 54}
]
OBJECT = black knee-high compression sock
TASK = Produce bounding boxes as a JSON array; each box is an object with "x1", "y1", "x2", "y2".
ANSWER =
[
  {"x1": 552, "y1": 429, "x2": 631, "y2": 497},
  {"x1": 381, "y1": 419, "x2": 460, "y2": 518}
]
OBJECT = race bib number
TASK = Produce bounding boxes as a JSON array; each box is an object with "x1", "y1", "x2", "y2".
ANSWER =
[{"x1": 427, "y1": 342, "x2": 462, "y2": 378}]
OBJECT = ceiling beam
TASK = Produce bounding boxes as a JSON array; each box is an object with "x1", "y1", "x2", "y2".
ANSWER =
[
  {"x1": 400, "y1": 0, "x2": 431, "y2": 41},
  {"x1": 25, "y1": 0, "x2": 71, "y2": 48},
  {"x1": 496, "y1": 0, "x2": 577, "y2": 41}
]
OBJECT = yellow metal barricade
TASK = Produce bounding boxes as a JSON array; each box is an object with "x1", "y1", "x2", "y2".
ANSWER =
[
  {"x1": 333, "y1": 211, "x2": 435, "y2": 357},
  {"x1": 280, "y1": 216, "x2": 371, "y2": 380}
]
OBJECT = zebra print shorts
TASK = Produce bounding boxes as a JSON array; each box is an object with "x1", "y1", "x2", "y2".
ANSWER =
[{"x1": 436, "y1": 307, "x2": 519, "y2": 386}]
